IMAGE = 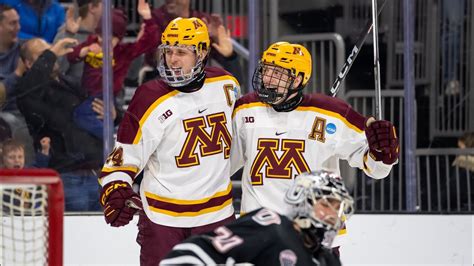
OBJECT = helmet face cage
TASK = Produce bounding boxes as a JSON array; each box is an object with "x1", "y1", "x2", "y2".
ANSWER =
[
  {"x1": 252, "y1": 62, "x2": 296, "y2": 105},
  {"x1": 157, "y1": 44, "x2": 208, "y2": 87},
  {"x1": 285, "y1": 170, "x2": 354, "y2": 248}
]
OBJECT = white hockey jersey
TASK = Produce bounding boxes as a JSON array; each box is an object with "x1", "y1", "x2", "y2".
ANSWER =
[
  {"x1": 231, "y1": 92, "x2": 394, "y2": 216},
  {"x1": 99, "y1": 67, "x2": 240, "y2": 227}
]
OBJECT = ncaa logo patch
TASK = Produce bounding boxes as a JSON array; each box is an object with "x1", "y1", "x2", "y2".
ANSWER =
[{"x1": 326, "y1": 123, "x2": 337, "y2": 134}]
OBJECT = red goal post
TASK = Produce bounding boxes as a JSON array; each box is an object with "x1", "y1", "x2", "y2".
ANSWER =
[{"x1": 0, "y1": 169, "x2": 64, "y2": 266}]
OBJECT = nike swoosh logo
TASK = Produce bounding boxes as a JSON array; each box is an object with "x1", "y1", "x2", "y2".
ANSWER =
[
  {"x1": 275, "y1": 131, "x2": 287, "y2": 136},
  {"x1": 198, "y1": 108, "x2": 208, "y2": 114}
]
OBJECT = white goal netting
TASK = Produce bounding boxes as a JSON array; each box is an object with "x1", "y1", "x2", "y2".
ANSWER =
[
  {"x1": 1, "y1": 184, "x2": 49, "y2": 265},
  {"x1": 0, "y1": 171, "x2": 63, "y2": 266}
]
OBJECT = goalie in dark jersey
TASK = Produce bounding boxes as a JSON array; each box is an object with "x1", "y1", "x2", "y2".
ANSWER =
[{"x1": 161, "y1": 170, "x2": 354, "y2": 266}]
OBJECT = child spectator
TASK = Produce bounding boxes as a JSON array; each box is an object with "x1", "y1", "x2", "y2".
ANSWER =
[
  {"x1": 1, "y1": 137, "x2": 50, "y2": 168},
  {"x1": 67, "y1": 0, "x2": 159, "y2": 139},
  {"x1": 54, "y1": 0, "x2": 103, "y2": 80},
  {"x1": 1, "y1": 137, "x2": 50, "y2": 210}
]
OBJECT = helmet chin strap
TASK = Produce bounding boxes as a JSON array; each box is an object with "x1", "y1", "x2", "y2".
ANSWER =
[
  {"x1": 272, "y1": 89, "x2": 303, "y2": 112},
  {"x1": 256, "y1": 87, "x2": 285, "y2": 103},
  {"x1": 174, "y1": 70, "x2": 206, "y2": 93}
]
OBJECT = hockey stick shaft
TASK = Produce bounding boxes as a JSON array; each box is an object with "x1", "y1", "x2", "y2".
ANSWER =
[
  {"x1": 372, "y1": 0, "x2": 383, "y2": 120},
  {"x1": 330, "y1": 0, "x2": 387, "y2": 97}
]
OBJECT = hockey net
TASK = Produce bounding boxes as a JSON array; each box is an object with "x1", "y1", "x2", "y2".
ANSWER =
[{"x1": 0, "y1": 169, "x2": 64, "y2": 266}]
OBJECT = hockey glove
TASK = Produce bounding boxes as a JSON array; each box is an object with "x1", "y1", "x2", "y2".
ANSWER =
[
  {"x1": 364, "y1": 117, "x2": 399, "y2": 165},
  {"x1": 100, "y1": 181, "x2": 142, "y2": 227}
]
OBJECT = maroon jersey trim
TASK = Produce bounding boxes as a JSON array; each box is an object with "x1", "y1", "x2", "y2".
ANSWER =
[{"x1": 145, "y1": 183, "x2": 233, "y2": 216}]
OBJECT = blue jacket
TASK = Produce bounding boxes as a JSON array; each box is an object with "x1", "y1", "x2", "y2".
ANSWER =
[{"x1": 0, "y1": 0, "x2": 65, "y2": 43}]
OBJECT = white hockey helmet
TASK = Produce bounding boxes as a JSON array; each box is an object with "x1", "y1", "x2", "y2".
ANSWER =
[{"x1": 285, "y1": 170, "x2": 354, "y2": 249}]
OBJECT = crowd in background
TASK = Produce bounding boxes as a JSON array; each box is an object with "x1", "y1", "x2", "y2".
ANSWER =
[
  {"x1": 0, "y1": 0, "x2": 243, "y2": 211},
  {"x1": 0, "y1": 0, "x2": 472, "y2": 213}
]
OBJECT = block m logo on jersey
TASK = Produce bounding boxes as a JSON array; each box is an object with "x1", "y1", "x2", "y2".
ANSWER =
[
  {"x1": 250, "y1": 138, "x2": 310, "y2": 185},
  {"x1": 176, "y1": 112, "x2": 232, "y2": 167}
]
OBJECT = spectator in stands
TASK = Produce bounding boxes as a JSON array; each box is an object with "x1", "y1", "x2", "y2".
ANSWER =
[
  {"x1": 448, "y1": 132, "x2": 474, "y2": 210},
  {"x1": 54, "y1": 0, "x2": 103, "y2": 80},
  {"x1": 442, "y1": 0, "x2": 465, "y2": 96},
  {"x1": 0, "y1": 115, "x2": 12, "y2": 145},
  {"x1": 0, "y1": 4, "x2": 21, "y2": 79},
  {"x1": 1, "y1": 138, "x2": 50, "y2": 210},
  {"x1": 0, "y1": 0, "x2": 65, "y2": 43},
  {"x1": 1, "y1": 138, "x2": 50, "y2": 168},
  {"x1": 141, "y1": 0, "x2": 243, "y2": 84},
  {"x1": 0, "y1": 4, "x2": 35, "y2": 163},
  {"x1": 67, "y1": 1, "x2": 159, "y2": 139},
  {"x1": 15, "y1": 37, "x2": 102, "y2": 172},
  {"x1": 0, "y1": 3, "x2": 22, "y2": 109},
  {"x1": 16, "y1": 37, "x2": 107, "y2": 211}
]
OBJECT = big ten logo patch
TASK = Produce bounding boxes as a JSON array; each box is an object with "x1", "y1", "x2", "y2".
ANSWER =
[
  {"x1": 244, "y1": 116, "x2": 254, "y2": 123},
  {"x1": 159, "y1": 109, "x2": 173, "y2": 123}
]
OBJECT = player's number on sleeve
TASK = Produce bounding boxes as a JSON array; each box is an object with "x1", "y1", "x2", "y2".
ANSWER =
[
  {"x1": 106, "y1": 147, "x2": 124, "y2": 166},
  {"x1": 211, "y1": 226, "x2": 243, "y2": 253}
]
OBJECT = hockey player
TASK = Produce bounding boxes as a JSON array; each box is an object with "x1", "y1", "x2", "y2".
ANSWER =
[
  {"x1": 161, "y1": 170, "x2": 353, "y2": 266},
  {"x1": 98, "y1": 17, "x2": 240, "y2": 265},
  {"x1": 230, "y1": 41, "x2": 399, "y2": 245}
]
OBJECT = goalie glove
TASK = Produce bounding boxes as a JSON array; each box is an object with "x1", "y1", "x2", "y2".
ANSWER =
[
  {"x1": 100, "y1": 181, "x2": 142, "y2": 227},
  {"x1": 364, "y1": 117, "x2": 399, "y2": 165}
]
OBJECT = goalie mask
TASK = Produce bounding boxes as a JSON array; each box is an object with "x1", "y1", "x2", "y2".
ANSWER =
[
  {"x1": 285, "y1": 170, "x2": 354, "y2": 250},
  {"x1": 252, "y1": 42, "x2": 312, "y2": 109},
  {"x1": 158, "y1": 17, "x2": 210, "y2": 87}
]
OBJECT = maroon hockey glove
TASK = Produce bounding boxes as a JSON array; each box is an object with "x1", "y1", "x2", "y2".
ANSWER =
[
  {"x1": 364, "y1": 118, "x2": 399, "y2": 165},
  {"x1": 100, "y1": 181, "x2": 142, "y2": 227}
]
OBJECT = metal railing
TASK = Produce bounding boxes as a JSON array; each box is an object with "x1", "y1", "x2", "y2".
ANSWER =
[
  {"x1": 416, "y1": 148, "x2": 474, "y2": 213},
  {"x1": 346, "y1": 90, "x2": 473, "y2": 213},
  {"x1": 345, "y1": 90, "x2": 406, "y2": 212},
  {"x1": 428, "y1": 0, "x2": 474, "y2": 138}
]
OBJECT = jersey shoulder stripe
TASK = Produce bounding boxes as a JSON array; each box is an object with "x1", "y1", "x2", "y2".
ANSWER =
[
  {"x1": 232, "y1": 92, "x2": 266, "y2": 118},
  {"x1": 298, "y1": 93, "x2": 366, "y2": 132},
  {"x1": 117, "y1": 79, "x2": 177, "y2": 144}
]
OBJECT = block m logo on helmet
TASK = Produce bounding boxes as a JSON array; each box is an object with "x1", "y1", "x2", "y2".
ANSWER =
[
  {"x1": 175, "y1": 112, "x2": 232, "y2": 167},
  {"x1": 250, "y1": 139, "x2": 310, "y2": 185},
  {"x1": 292, "y1": 47, "x2": 301, "y2": 55},
  {"x1": 192, "y1": 19, "x2": 203, "y2": 29}
]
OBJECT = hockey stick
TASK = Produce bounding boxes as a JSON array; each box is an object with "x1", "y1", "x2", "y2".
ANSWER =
[
  {"x1": 372, "y1": 0, "x2": 383, "y2": 120},
  {"x1": 330, "y1": 0, "x2": 387, "y2": 97}
]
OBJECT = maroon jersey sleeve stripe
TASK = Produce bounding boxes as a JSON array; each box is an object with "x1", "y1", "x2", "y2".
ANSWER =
[
  {"x1": 234, "y1": 92, "x2": 260, "y2": 110},
  {"x1": 117, "y1": 80, "x2": 174, "y2": 144},
  {"x1": 301, "y1": 93, "x2": 366, "y2": 131}
]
